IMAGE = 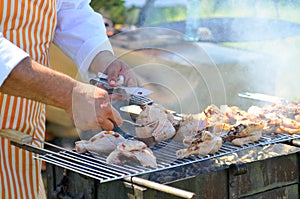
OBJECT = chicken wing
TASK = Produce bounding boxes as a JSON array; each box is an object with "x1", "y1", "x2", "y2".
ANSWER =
[
  {"x1": 173, "y1": 113, "x2": 207, "y2": 142},
  {"x1": 135, "y1": 103, "x2": 176, "y2": 142},
  {"x1": 75, "y1": 131, "x2": 126, "y2": 154},
  {"x1": 106, "y1": 140, "x2": 157, "y2": 168},
  {"x1": 227, "y1": 123, "x2": 263, "y2": 146},
  {"x1": 176, "y1": 131, "x2": 222, "y2": 159}
]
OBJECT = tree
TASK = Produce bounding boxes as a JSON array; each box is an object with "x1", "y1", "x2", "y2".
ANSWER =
[{"x1": 90, "y1": 0, "x2": 126, "y2": 24}]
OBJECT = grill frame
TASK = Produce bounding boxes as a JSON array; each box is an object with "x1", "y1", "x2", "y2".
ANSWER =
[{"x1": 35, "y1": 132, "x2": 300, "y2": 183}]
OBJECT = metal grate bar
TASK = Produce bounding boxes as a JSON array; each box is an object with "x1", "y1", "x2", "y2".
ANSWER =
[
  {"x1": 41, "y1": 154, "x2": 112, "y2": 179},
  {"x1": 57, "y1": 151, "x2": 131, "y2": 176},
  {"x1": 36, "y1": 133, "x2": 300, "y2": 183}
]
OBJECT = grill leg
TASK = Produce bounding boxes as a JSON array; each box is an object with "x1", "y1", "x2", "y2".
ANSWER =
[{"x1": 45, "y1": 163, "x2": 55, "y2": 199}]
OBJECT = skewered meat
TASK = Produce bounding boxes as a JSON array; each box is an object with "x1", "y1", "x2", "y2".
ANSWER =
[
  {"x1": 173, "y1": 113, "x2": 207, "y2": 142},
  {"x1": 176, "y1": 131, "x2": 222, "y2": 159},
  {"x1": 135, "y1": 103, "x2": 176, "y2": 142},
  {"x1": 227, "y1": 123, "x2": 263, "y2": 146},
  {"x1": 75, "y1": 131, "x2": 125, "y2": 154},
  {"x1": 106, "y1": 140, "x2": 157, "y2": 168}
]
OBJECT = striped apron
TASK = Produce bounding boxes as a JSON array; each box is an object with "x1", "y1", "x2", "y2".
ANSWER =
[{"x1": 0, "y1": 0, "x2": 57, "y2": 198}]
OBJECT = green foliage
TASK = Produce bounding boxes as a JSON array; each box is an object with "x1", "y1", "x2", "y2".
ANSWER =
[{"x1": 90, "y1": 0, "x2": 127, "y2": 24}]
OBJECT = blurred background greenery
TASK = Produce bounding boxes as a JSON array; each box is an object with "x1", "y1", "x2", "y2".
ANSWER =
[
  {"x1": 90, "y1": 0, "x2": 300, "y2": 54},
  {"x1": 90, "y1": 0, "x2": 300, "y2": 26},
  {"x1": 91, "y1": 0, "x2": 300, "y2": 100}
]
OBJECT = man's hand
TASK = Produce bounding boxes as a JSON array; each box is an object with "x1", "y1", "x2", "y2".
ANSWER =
[
  {"x1": 1, "y1": 57, "x2": 123, "y2": 131},
  {"x1": 90, "y1": 51, "x2": 138, "y2": 88},
  {"x1": 68, "y1": 82, "x2": 123, "y2": 131}
]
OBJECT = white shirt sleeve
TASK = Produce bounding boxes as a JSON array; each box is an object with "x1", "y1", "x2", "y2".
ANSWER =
[
  {"x1": 0, "y1": 32, "x2": 29, "y2": 86},
  {"x1": 54, "y1": 0, "x2": 113, "y2": 78}
]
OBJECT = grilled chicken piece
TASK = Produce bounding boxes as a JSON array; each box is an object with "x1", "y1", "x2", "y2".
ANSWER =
[
  {"x1": 202, "y1": 123, "x2": 232, "y2": 140},
  {"x1": 106, "y1": 140, "x2": 157, "y2": 168},
  {"x1": 75, "y1": 131, "x2": 126, "y2": 154},
  {"x1": 295, "y1": 114, "x2": 300, "y2": 122},
  {"x1": 135, "y1": 103, "x2": 176, "y2": 142},
  {"x1": 173, "y1": 113, "x2": 207, "y2": 142},
  {"x1": 231, "y1": 132, "x2": 262, "y2": 146},
  {"x1": 247, "y1": 106, "x2": 266, "y2": 119},
  {"x1": 204, "y1": 104, "x2": 229, "y2": 126},
  {"x1": 176, "y1": 131, "x2": 222, "y2": 159},
  {"x1": 277, "y1": 117, "x2": 300, "y2": 134},
  {"x1": 227, "y1": 123, "x2": 263, "y2": 146},
  {"x1": 248, "y1": 104, "x2": 300, "y2": 134},
  {"x1": 247, "y1": 106, "x2": 280, "y2": 131},
  {"x1": 220, "y1": 105, "x2": 250, "y2": 124}
]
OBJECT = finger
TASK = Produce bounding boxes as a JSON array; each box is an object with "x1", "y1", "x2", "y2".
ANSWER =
[
  {"x1": 99, "y1": 119, "x2": 115, "y2": 131},
  {"x1": 106, "y1": 64, "x2": 121, "y2": 87},
  {"x1": 126, "y1": 77, "x2": 138, "y2": 87},
  {"x1": 121, "y1": 69, "x2": 137, "y2": 87},
  {"x1": 111, "y1": 107, "x2": 123, "y2": 126}
]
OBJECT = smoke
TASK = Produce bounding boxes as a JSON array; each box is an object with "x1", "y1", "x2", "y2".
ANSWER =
[
  {"x1": 143, "y1": 0, "x2": 300, "y2": 103},
  {"x1": 73, "y1": 0, "x2": 300, "y2": 139},
  {"x1": 110, "y1": 27, "x2": 228, "y2": 114}
]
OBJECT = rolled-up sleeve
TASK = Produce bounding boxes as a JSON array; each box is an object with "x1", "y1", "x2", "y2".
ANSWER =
[
  {"x1": 54, "y1": 0, "x2": 113, "y2": 78},
  {"x1": 0, "y1": 32, "x2": 29, "y2": 86}
]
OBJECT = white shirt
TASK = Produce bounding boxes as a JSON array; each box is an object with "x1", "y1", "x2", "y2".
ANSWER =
[{"x1": 0, "y1": 0, "x2": 113, "y2": 86}]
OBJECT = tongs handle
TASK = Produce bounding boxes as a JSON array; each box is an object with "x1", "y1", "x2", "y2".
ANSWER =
[
  {"x1": 238, "y1": 92, "x2": 285, "y2": 103},
  {"x1": 0, "y1": 129, "x2": 33, "y2": 144},
  {"x1": 90, "y1": 72, "x2": 124, "y2": 88}
]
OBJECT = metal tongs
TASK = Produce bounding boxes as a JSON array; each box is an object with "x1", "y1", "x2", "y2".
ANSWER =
[
  {"x1": 90, "y1": 72, "x2": 154, "y2": 106},
  {"x1": 123, "y1": 119, "x2": 158, "y2": 128},
  {"x1": 238, "y1": 92, "x2": 286, "y2": 103}
]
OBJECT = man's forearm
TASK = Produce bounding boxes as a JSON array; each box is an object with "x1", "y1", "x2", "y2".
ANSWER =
[{"x1": 0, "y1": 57, "x2": 76, "y2": 110}]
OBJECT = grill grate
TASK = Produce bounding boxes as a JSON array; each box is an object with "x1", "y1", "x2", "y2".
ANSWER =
[{"x1": 35, "y1": 133, "x2": 300, "y2": 183}]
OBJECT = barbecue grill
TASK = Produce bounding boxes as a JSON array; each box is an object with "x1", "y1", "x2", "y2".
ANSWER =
[
  {"x1": 35, "y1": 133, "x2": 300, "y2": 183},
  {"x1": 5, "y1": 23, "x2": 300, "y2": 198},
  {"x1": 1, "y1": 0, "x2": 297, "y2": 197},
  {"x1": 3, "y1": 125, "x2": 300, "y2": 199},
  {"x1": 3, "y1": 79, "x2": 300, "y2": 198}
]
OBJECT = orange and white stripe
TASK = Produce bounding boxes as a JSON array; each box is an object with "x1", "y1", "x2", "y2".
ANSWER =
[{"x1": 0, "y1": 0, "x2": 56, "y2": 198}]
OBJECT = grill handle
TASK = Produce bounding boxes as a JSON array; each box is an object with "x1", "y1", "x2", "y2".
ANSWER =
[
  {"x1": 290, "y1": 139, "x2": 300, "y2": 147},
  {"x1": 0, "y1": 129, "x2": 33, "y2": 144},
  {"x1": 123, "y1": 177, "x2": 195, "y2": 199}
]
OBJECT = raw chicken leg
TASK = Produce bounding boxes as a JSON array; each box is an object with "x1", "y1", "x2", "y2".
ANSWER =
[{"x1": 75, "y1": 131, "x2": 126, "y2": 154}]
